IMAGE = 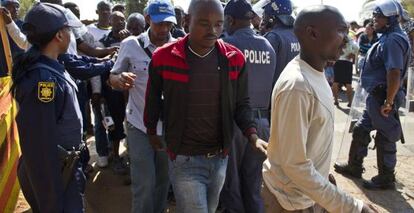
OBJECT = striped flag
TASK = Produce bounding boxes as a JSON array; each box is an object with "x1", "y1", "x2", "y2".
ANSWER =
[{"x1": 0, "y1": 14, "x2": 21, "y2": 213}]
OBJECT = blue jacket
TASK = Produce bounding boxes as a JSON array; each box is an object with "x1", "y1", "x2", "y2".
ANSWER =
[
  {"x1": 14, "y1": 55, "x2": 83, "y2": 212},
  {"x1": 265, "y1": 26, "x2": 300, "y2": 85},
  {"x1": 224, "y1": 27, "x2": 276, "y2": 109}
]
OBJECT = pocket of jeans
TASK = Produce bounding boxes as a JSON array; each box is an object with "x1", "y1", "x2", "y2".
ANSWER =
[{"x1": 171, "y1": 155, "x2": 191, "y2": 168}]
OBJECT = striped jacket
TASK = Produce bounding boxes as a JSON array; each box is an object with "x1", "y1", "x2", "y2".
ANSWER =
[{"x1": 144, "y1": 35, "x2": 257, "y2": 157}]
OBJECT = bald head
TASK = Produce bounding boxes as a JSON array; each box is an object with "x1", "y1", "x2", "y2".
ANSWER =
[
  {"x1": 294, "y1": 5, "x2": 348, "y2": 64},
  {"x1": 188, "y1": 0, "x2": 223, "y2": 15},
  {"x1": 110, "y1": 11, "x2": 126, "y2": 32},
  {"x1": 294, "y1": 5, "x2": 345, "y2": 42},
  {"x1": 127, "y1": 13, "x2": 145, "y2": 36}
]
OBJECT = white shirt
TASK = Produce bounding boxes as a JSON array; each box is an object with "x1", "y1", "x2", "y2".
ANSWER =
[
  {"x1": 262, "y1": 57, "x2": 363, "y2": 213},
  {"x1": 87, "y1": 24, "x2": 111, "y2": 47},
  {"x1": 6, "y1": 21, "x2": 29, "y2": 50},
  {"x1": 111, "y1": 30, "x2": 175, "y2": 135}
]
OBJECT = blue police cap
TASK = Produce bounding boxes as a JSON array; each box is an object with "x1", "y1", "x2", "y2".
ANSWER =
[
  {"x1": 147, "y1": 0, "x2": 177, "y2": 24},
  {"x1": 22, "y1": 3, "x2": 82, "y2": 35},
  {"x1": 1, "y1": 0, "x2": 19, "y2": 6},
  {"x1": 263, "y1": 0, "x2": 294, "y2": 26},
  {"x1": 224, "y1": 0, "x2": 256, "y2": 20}
]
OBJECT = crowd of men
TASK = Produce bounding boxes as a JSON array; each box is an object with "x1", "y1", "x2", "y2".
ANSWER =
[{"x1": 1, "y1": 0, "x2": 410, "y2": 212}]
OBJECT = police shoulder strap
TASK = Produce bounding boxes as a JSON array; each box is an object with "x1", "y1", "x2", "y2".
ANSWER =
[
  {"x1": 138, "y1": 37, "x2": 153, "y2": 59},
  {"x1": 29, "y1": 63, "x2": 78, "y2": 91}
]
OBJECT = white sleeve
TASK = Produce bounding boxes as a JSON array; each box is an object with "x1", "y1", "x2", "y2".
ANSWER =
[
  {"x1": 90, "y1": 76, "x2": 102, "y2": 94},
  {"x1": 6, "y1": 22, "x2": 30, "y2": 50},
  {"x1": 111, "y1": 39, "x2": 131, "y2": 74},
  {"x1": 271, "y1": 90, "x2": 363, "y2": 213}
]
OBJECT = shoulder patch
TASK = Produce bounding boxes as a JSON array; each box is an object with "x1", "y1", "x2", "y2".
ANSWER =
[{"x1": 38, "y1": 82, "x2": 55, "y2": 103}]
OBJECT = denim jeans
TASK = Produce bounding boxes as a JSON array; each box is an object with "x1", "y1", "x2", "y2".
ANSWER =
[
  {"x1": 93, "y1": 107, "x2": 109, "y2": 157},
  {"x1": 169, "y1": 154, "x2": 228, "y2": 213},
  {"x1": 126, "y1": 122, "x2": 169, "y2": 213}
]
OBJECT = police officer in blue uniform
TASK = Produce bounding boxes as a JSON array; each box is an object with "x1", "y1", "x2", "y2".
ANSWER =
[
  {"x1": 262, "y1": 0, "x2": 300, "y2": 85},
  {"x1": 11, "y1": 3, "x2": 87, "y2": 212},
  {"x1": 335, "y1": 0, "x2": 411, "y2": 190},
  {"x1": 220, "y1": 1, "x2": 276, "y2": 212}
]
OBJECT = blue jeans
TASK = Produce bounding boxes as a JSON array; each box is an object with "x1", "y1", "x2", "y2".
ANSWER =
[
  {"x1": 126, "y1": 122, "x2": 169, "y2": 213},
  {"x1": 93, "y1": 107, "x2": 109, "y2": 157},
  {"x1": 169, "y1": 154, "x2": 228, "y2": 213}
]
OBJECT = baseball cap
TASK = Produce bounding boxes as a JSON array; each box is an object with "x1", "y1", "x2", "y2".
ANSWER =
[
  {"x1": 22, "y1": 3, "x2": 82, "y2": 35},
  {"x1": 1, "y1": 0, "x2": 19, "y2": 6},
  {"x1": 263, "y1": 0, "x2": 294, "y2": 26},
  {"x1": 147, "y1": 0, "x2": 177, "y2": 24},
  {"x1": 224, "y1": 0, "x2": 255, "y2": 20}
]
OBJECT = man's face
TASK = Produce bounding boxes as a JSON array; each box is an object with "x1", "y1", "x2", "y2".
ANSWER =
[
  {"x1": 373, "y1": 12, "x2": 388, "y2": 32},
  {"x1": 188, "y1": 6, "x2": 224, "y2": 49},
  {"x1": 127, "y1": 19, "x2": 145, "y2": 36},
  {"x1": 97, "y1": 4, "x2": 111, "y2": 22},
  {"x1": 318, "y1": 16, "x2": 348, "y2": 61},
  {"x1": 365, "y1": 23, "x2": 374, "y2": 35},
  {"x1": 5, "y1": 3, "x2": 19, "y2": 20},
  {"x1": 110, "y1": 13, "x2": 126, "y2": 32},
  {"x1": 149, "y1": 20, "x2": 174, "y2": 41}
]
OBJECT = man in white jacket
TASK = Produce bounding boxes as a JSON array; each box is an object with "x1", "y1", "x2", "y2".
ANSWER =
[{"x1": 261, "y1": 5, "x2": 377, "y2": 213}]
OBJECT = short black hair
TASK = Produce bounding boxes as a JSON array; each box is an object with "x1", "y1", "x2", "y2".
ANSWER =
[{"x1": 97, "y1": 1, "x2": 112, "y2": 10}]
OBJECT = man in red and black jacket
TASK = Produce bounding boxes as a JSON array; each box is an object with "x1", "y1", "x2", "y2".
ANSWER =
[{"x1": 142, "y1": 0, "x2": 267, "y2": 211}]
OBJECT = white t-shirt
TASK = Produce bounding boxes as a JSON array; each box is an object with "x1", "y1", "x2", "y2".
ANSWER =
[
  {"x1": 87, "y1": 23, "x2": 111, "y2": 47},
  {"x1": 111, "y1": 31, "x2": 175, "y2": 135},
  {"x1": 262, "y1": 56, "x2": 363, "y2": 213}
]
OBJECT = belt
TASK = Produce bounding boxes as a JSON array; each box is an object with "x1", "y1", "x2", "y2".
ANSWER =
[
  {"x1": 252, "y1": 108, "x2": 269, "y2": 119},
  {"x1": 204, "y1": 149, "x2": 223, "y2": 158}
]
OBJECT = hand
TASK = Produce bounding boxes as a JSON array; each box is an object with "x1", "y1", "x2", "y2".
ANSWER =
[
  {"x1": 118, "y1": 29, "x2": 131, "y2": 40},
  {"x1": 148, "y1": 135, "x2": 165, "y2": 151},
  {"x1": 361, "y1": 202, "x2": 378, "y2": 213},
  {"x1": 104, "y1": 46, "x2": 119, "y2": 56},
  {"x1": 0, "y1": 7, "x2": 13, "y2": 24},
  {"x1": 91, "y1": 93, "x2": 102, "y2": 109},
  {"x1": 380, "y1": 104, "x2": 393, "y2": 117},
  {"x1": 248, "y1": 134, "x2": 268, "y2": 155},
  {"x1": 109, "y1": 72, "x2": 136, "y2": 90}
]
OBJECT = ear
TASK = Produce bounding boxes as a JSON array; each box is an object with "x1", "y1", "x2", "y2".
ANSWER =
[
  {"x1": 55, "y1": 30, "x2": 64, "y2": 42},
  {"x1": 96, "y1": 9, "x2": 99, "y2": 15},
  {"x1": 145, "y1": 15, "x2": 151, "y2": 26},
  {"x1": 306, "y1": 26, "x2": 318, "y2": 40}
]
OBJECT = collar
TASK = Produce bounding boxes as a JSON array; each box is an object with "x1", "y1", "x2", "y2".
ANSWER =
[
  {"x1": 171, "y1": 34, "x2": 238, "y2": 60},
  {"x1": 140, "y1": 29, "x2": 174, "y2": 49},
  {"x1": 38, "y1": 55, "x2": 65, "y2": 73}
]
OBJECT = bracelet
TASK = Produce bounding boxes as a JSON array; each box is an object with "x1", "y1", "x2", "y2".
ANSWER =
[{"x1": 384, "y1": 100, "x2": 393, "y2": 108}]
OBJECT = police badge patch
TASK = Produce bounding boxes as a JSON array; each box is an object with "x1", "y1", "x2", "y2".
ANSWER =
[{"x1": 38, "y1": 82, "x2": 55, "y2": 103}]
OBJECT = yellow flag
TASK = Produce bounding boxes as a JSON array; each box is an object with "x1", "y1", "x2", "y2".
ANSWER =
[{"x1": 0, "y1": 13, "x2": 21, "y2": 213}]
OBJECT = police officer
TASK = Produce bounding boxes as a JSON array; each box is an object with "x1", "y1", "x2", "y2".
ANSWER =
[
  {"x1": 11, "y1": 3, "x2": 87, "y2": 212},
  {"x1": 262, "y1": 0, "x2": 300, "y2": 85},
  {"x1": 335, "y1": 0, "x2": 411, "y2": 190},
  {"x1": 220, "y1": 1, "x2": 276, "y2": 212}
]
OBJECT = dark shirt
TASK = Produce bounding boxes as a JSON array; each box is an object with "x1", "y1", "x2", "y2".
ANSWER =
[
  {"x1": 358, "y1": 33, "x2": 378, "y2": 55},
  {"x1": 171, "y1": 27, "x2": 186, "y2": 39},
  {"x1": 179, "y1": 48, "x2": 222, "y2": 155}
]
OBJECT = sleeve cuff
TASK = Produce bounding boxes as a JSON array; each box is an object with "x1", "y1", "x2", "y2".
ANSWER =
[
  {"x1": 355, "y1": 199, "x2": 364, "y2": 213},
  {"x1": 244, "y1": 127, "x2": 257, "y2": 137}
]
